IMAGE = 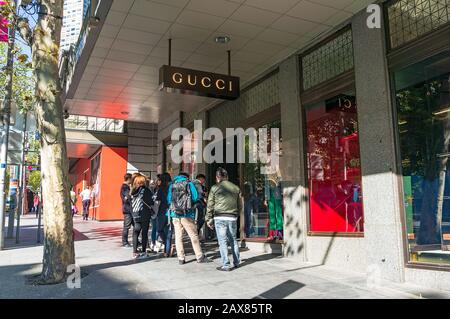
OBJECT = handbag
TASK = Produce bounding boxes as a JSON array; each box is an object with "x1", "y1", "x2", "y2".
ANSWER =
[
  {"x1": 151, "y1": 201, "x2": 160, "y2": 219},
  {"x1": 144, "y1": 200, "x2": 157, "y2": 219},
  {"x1": 151, "y1": 191, "x2": 161, "y2": 220}
]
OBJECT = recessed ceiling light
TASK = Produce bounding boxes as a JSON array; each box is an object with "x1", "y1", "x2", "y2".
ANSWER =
[{"x1": 214, "y1": 36, "x2": 231, "y2": 44}]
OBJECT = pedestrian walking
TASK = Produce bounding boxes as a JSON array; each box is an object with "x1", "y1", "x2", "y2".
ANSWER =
[
  {"x1": 27, "y1": 188, "x2": 34, "y2": 213},
  {"x1": 206, "y1": 167, "x2": 242, "y2": 271},
  {"x1": 167, "y1": 172, "x2": 209, "y2": 265},
  {"x1": 130, "y1": 174, "x2": 154, "y2": 259},
  {"x1": 121, "y1": 173, "x2": 133, "y2": 247},
  {"x1": 33, "y1": 193, "x2": 40, "y2": 218},
  {"x1": 80, "y1": 186, "x2": 92, "y2": 221},
  {"x1": 70, "y1": 186, "x2": 78, "y2": 217}
]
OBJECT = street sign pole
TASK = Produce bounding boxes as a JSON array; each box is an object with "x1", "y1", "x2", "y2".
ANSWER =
[
  {"x1": 16, "y1": 113, "x2": 27, "y2": 243},
  {"x1": 0, "y1": 0, "x2": 18, "y2": 250},
  {"x1": 36, "y1": 182, "x2": 42, "y2": 243},
  {"x1": 6, "y1": 167, "x2": 17, "y2": 238}
]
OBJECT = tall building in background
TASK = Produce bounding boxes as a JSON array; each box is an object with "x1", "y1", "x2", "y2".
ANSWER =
[
  {"x1": 83, "y1": 0, "x2": 90, "y2": 17},
  {"x1": 60, "y1": 0, "x2": 89, "y2": 54}
]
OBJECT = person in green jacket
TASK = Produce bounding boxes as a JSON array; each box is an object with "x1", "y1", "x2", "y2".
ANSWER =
[{"x1": 206, "y1": 167, "x2": 242, "y2": 271}]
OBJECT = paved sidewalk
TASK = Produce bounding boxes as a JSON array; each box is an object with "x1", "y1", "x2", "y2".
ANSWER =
[{"x1": 1, "y1": 215, "x2": 450, "y2": 299}]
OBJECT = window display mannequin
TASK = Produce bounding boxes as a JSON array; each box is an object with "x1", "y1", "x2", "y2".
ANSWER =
[{"x1": 266, "y1": 178, "x2": 283, "y2": 240}]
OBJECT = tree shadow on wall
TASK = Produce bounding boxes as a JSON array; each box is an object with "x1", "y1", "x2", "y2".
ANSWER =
[{"x1": 282, "y1": 185, "x2": 337, "y2": 267}]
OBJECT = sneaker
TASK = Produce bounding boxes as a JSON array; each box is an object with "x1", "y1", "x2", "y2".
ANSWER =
[
  {"x1": 178, "y1": 259, "x2": 185, "y2": 265},
  {"x1": 132, "y1": 253, "x2": 141, "y2": 259},
  {"x1": 138, "y1": 253, "x2": 150, "y2": 259},
  {"x1": 216, "y1": 266, "x2": 231, "y2": 272},
  {"x1": 122, "y1": 243, "x2": 132, "y2": 248},
  {"x1": 197, "y1": 255, "x2": 211, "y2": 263},
  {"x1": 149, "y1": 243, "x2": 154, "y2": 251}
]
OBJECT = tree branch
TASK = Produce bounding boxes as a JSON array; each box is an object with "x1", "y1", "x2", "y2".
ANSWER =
[{"x1": 16, "y1": 17, "x2": 32, "y2": 47}]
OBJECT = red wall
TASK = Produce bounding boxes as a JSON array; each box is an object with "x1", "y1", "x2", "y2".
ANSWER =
[
  {"x1": 70, "y1": 146, "x2": 128, "y2": 221},
  {"x1": 97, "y1": 146, "x2": 128, "y2": 220}
]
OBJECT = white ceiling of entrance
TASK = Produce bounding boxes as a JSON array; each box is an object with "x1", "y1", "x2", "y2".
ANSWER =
[{"x1": 65, "y1": 0, "x2": 374, "y2": 123}]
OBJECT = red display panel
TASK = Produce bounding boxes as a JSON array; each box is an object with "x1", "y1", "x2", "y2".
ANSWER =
[{"x1": 306, "y1": 94, "x2": 364, "y2": 233}]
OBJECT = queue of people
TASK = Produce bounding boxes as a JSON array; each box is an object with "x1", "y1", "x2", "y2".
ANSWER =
[{"x1": 119, "y1": 167, "x2": 242, "y2": 271}]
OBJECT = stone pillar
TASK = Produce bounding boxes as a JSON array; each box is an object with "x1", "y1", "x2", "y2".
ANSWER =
[
  {"x1": 195, "y1": 110, "x2": 208, "y2": 177},
  {"x1": 157, "y1": 112, "x2": 182, "y2": 176},
  {"x1": 279, "y1": 55, "x2": 308, "y2": 261},
  {"x1": 127, "y1": 122, "x2": 158, "y2": 179},
  {"x1": 352, "y1": 10, "x2": 405, "y2": 282}
]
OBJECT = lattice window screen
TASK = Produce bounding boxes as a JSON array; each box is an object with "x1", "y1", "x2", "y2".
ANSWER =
[
  {"x1": 387, "y1": 0, "x2": 450, "y2": 49},
  {"x1": 302, "y1": 29, "x2": 354, "y2": 91},
  {"x1": 209, "y1": 73, "x2": 279, "y2": 131}
]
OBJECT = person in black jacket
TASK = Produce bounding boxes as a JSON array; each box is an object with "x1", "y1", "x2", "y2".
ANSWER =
[
  {"x1": 154, "y1": 172, "x2": 171, "y2": 252},
  {"x1": 193, "y1": 174, "x2": 207, "y2": 237},
  {"x1": 130, "y1": 174, "x2": 154, "y2": 259},
  {"x1": 120, "y1": 173, "x2": 133, "y2": 247},
  {"x1": 27, "y1": 188, "x2": 34, "y2": 213}
]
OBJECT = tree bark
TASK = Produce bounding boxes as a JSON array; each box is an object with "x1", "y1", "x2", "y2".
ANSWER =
[
  {"x1": 32, "y1": 0, "x2": 75, "y2": 284},
  {"x1": 435, "y1": 125, "x2": 450, "y2": 250}
]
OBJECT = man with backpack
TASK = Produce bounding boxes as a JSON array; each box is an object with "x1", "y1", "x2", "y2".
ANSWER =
[{"x1": 167, "y1": 172, "x2": 209, "y2": 265}]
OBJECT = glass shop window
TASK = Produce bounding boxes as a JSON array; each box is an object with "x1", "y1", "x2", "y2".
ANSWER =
[
  {"x1": 394, "y1": 50, "x2": 450, "y2": 265},
  {"x1": 242, "y1": 120, "x2": 284, "y2": 241},
  {"x1": 305, "y1": 91, "x2": 364, "y2": 234}
]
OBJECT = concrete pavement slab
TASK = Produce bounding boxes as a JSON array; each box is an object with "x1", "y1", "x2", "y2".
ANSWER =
[{"x1": 1, "y1": 215, "x2": 450, "y2": 299}]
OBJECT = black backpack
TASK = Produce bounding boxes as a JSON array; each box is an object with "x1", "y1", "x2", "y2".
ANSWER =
[
  {"x1": 131, "y1": 188, "x2": 154, "y2": 221},
  {"x1": 169, "y1": 179, "x2": 192, "y2": 214}
]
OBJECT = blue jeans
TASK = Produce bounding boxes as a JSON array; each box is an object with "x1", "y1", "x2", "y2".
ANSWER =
[
  {"x1": 244, "y1": 205, "x2": 254, "y2": 237},
  {"x1": 156, "y1": 213, "x2": 168, "y2": 244},
  {"x1": 151, "y1": 218, "x2": 157, "y2": 244},
  {"x1": 165, "y1": 219, "x2": 173, "y2": 255},
  {"x1": 215, "y1": 219, "x2": 240, "y2": 269}
]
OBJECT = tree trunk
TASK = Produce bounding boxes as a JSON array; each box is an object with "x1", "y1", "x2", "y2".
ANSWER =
[
  {"x1": 417, "y1": 179, "x2": 439, "y2": 245},
  {"x1": 435, "y1": 124, "x2": 450, "y2": 250},
  {"x1": 32, "y1": 0, "x2": 75, "y2": 284},
  {"x1": 417, "y1": 82, "x2": 450, "y2": 247}
]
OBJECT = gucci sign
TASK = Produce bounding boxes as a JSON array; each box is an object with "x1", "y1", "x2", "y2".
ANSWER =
[
  {"x1": 159, "y1": 65, "x2": 240, "y2": 100},
  {"x1": 326, "y1": 94, "x2": 356, "y2": 113}
]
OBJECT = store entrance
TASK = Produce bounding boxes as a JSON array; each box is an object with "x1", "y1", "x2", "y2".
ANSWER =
[
  {"x1": 208, "y1": 136, "x2": 241, "y2": 237},
  {"x1": 207, "y1": 135, "x2": 240, "y2": 186}
]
